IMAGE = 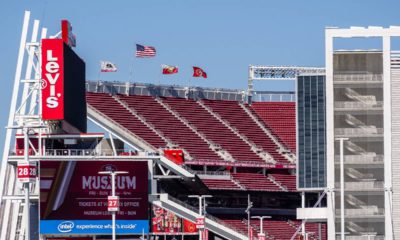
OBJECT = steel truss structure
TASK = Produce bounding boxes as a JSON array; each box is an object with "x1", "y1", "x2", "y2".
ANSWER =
[
  {"x1": 0, "y1": 11, "x2": 190, "y2": 240},
  {"x1": 247, "y1": 65, "x2": 325, "y2": 103},
  {"x1": 0, "y1": 11, "x2": 47, "y2": 240}
]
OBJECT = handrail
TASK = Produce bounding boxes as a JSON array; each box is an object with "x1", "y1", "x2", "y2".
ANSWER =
[
  {"x1": 164, "y1": 195, "x2": 248, "y2": 236},
  {"x1": 10, "y1": 148, "x2": 155, "y2": 157},
  {"x1": 290, "y1": 189, "x2": 327, "y2": 240},
  {"x1": 87, "y1": 103, "x2": 157, "y2": 151}
]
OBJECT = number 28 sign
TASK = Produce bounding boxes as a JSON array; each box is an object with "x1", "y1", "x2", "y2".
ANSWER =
[
  {"x1": 17, "y1": 162, "x2": 37, "y2": 183},
  {"x1": 107, "y1": 196, "x2": 119, "y2": 212}
]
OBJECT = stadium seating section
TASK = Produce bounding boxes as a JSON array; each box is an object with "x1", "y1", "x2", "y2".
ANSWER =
[
  {"x1": 86, "y1": 91, "x2": 325, "y2": 239},
  {"x1": 86, "y1": 92, "x2": 167, "y2": 148},
  {"x1": 201, "y1": 178, "x2": 243, "y2": 191},
  {"x1": 222, "y1": 219, "x2": 327, "y2": 240},
  {"x1": 87, "y1": 92, "x2": 294, "y2": 165},
  {"x1": 251, "y1": 102, "x2": 296, "y2": 152}
]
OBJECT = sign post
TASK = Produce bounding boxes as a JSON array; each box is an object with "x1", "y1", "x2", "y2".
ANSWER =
[
  {"x1": 98, "y1": 171, "x2": 128, "y2": 240},
  {"x1": 258, "y1": 233, "x2": 266, "y2": 240},
  {"x1": 252, "y1": 216, "x2": 272, "y2": 240},
  {"x1": 188, "y1": 195, "x2": 212, "y2": 240},
  {"x1": 196, "y1": 217, "x2": 205, "y2": 229},
  {"x1": 23, "y1": 128, "x2": 31, "y2": 240}
]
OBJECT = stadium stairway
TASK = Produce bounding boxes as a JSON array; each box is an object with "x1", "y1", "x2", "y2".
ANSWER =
[
  {"x1": 86, "y1": 92, "x2": 166, "y2": 151},
  {"x1": 198, "y1": 100, "x2": 274, "y2": 163},
  {"x1": 162, "y1": 97, "x2": 265, "y2": 163},
  {"x1": 155, "y1": 97, "x2": 235, "y2": 162},
  {"x1": 250, "y1": 102, "x2": 296, "y2": 153},
  {"x1": 150, "y1": 194, "x2": 248, "y2": 240},
  {"x1": 86, "y1": 93, "x2": 194, "y2": 178},
  {"x1": 239, "y1": 102, "x2": 296, "y2": 164},
  {"x1": 117, "y1": 94, "x2": 225, "y2": 162},
  {"x1": 111, "y1": 95, "x2": 190, "y2": 156}
]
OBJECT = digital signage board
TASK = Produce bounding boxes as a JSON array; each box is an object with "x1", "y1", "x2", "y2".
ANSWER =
[{"x1": 39, "y1": 161, "x2": 149, "y2": 235}]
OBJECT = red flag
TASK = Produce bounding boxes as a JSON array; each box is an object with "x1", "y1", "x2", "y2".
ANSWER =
[
  {"x1": 162, "y1": 65, "x2": 178, "y2": 74},
  {"x1": 193, "y1": 66, "x2": 207, "y2": 78}
]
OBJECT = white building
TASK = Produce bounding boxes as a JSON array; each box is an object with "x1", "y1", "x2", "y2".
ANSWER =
[{"x1": 326, "y1": 26, "x2": 400, "y2": 239}]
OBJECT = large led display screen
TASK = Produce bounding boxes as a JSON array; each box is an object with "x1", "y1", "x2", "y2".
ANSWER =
[{"x1": 39, "y1": 161, "x2": 149, "y2": 235}]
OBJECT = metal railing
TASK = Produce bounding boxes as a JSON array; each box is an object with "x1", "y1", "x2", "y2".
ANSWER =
[
  {"x1": 334, "y1": 73, "x2": 383, "y2": 82},
  {"x1": 334, "y1": 155, "x2": 384, "y2": 164},
  {"x1": 86, "y1": 80, "x2": 296, "y2": 103},
  {"x1": 340, "y1": 236, "x2": 384, "y2": 240},
  {"x1": 337, "y1": 181, "x2": 384, "y2": 191},
  {"x1": 165, "y1": 195, "x2": 248, "y2": 236},
  {"x1": 10, "y1": 148, "x2": 156, "y2": 157},
  {"x1": 86, "y1": 81, "x2": 247, "y2": 102},
  {"x1": 335, "y1": 128, "x2": 384, "y2": 137},
  {"x1": 193, "y1": 171, "x2": 231, "y2": 176},
  {"x1": 334, "y1": 101, "x2": 383, "y2": 109},
  {"x1": 335, "y1": 208, "x2": 384, "y2": 217}
]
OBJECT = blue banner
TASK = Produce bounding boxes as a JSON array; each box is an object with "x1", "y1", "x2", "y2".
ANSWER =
[{"x1": 40, "y1": 220, "x2": 149, "y2": 235}]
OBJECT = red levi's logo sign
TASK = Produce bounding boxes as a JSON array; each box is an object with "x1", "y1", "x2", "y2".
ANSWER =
[{"x1": 41, "y1": 39, "x2": 64, "y2": 120}]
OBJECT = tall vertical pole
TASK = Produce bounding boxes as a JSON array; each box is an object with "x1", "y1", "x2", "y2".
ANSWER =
[
  {"x1": 111, "y1": 172, "x2": 116, "y2": 240},
  {"x1": 100, "y1": 171, "x2": 128, "y2": 240},
  {"x1": 247, "y1": 66, "x2": 253, "y2": 104},
  {"x1": 247, "y1": 194, "x2": 251, "y2": 240},
  {"x1": 24, "y1": 128, "x2": 30, "y2": 240},
  {"x1": 338, "y1": 138, "x2": 347, "y2": 240},
  {"x1": 188, "y1": 195, "x2": 211, "y2": 240},
  {"x1": 382, "y1": 35, "x2": 393, "y2": 239},
  {"x1": 199, "y1": 197, "x2": 202, "y2": 240},
  {"x1": 251, "y1": 216, "x2": 271, "y2": 239},
  {"x1": 325, "y1": 29, "x2": 335, "y2": 240},
  {"x1": 0, "y1": 13, "x2": 30, "y2": 225},
  {"x1": 301, "y1": 192, "x2": 305, "y2": 238}
]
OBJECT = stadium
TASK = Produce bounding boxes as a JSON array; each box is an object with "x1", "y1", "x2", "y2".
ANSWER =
[{"x1": 1, "y1": 8, "x2": 400, "y2": 240}]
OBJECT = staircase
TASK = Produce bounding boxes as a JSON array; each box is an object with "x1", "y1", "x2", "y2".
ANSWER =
[
  {"x1": 87, "y1": 102, "x2": 159, "y2": 152},
  {"x1": 150, "y1": 194, "x2": 248, "y2": 240},
  {"x1": 87, "y1": 103, "x2": 194, "y2": 179},
  {"x1": 156, "y1": 97, "x2": 235, "y2": 162},
  {"x1": 197, "y1": 100, "x2": 273, "y2": 163},
  {"x1": 239, "y1": 103, "x2": 296, "y2": 163},
  {"x1": 112, "y1": 96, "x2": 192, "y2": 157},
  {"x1": 267, "y1": 175, "x2": 288, "y2": 192}
]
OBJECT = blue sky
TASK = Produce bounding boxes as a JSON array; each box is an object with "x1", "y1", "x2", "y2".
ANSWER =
[{"x1": 0, "y1": 0, "x2": 399, "y2": 147}]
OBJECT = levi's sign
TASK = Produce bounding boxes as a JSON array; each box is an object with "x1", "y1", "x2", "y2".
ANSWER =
[{"x1": 41, "y1": 39, "x2": 64, "y2": 120}]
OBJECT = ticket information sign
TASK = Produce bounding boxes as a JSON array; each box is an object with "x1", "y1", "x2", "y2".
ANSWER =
[
  {"x1": 39, "y1": 161, "x2": 148, "y2": 235},
  {"x1": 17, "y1": 162, "x2": 37, "y2": 183},
  {"x1": 107, "y1": 196, "x2": 119, "y2": 212}
]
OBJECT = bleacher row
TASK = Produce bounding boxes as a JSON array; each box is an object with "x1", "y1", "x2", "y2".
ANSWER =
[
  {"x1": 86, "y1": 92, "x2": 295, "y2": 165},
  {"x1": 223, "y1": 219, "x2": 326, "y2": 240},
  {"x1": 201, "y1": 173, "x2": 296, "y2": 192}
]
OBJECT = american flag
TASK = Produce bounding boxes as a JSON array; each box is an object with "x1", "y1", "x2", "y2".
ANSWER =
[{"x1": 136, "y1": 44, "x2": 156, "y2": 57}]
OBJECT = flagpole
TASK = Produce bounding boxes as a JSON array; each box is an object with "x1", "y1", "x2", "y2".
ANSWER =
[
  {"x1": 129, "y1": 54, "x2": 134, "y2": 83},
  {"x1": 158, "y1": 65, "x2": 162, "y2": 85},
  {"x1": 97, "y1": 68, "x2": 101, "y2": 82},
  {"x1": 97, "y1": 62, "x2": 102, "y2": 92}
]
